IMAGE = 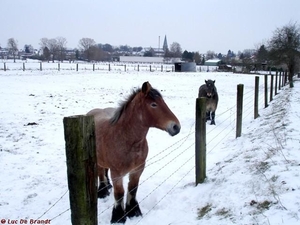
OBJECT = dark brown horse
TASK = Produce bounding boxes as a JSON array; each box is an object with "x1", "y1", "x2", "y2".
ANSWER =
[
  {"x1": 198, "y1": 79, "x2": 219, "y2": 125},
  {"x1": 87, "y1": 81, "x2": 181, "y2": 223}
]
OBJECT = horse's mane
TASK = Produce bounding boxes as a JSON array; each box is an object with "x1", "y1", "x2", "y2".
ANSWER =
[{"x1": 110, "y1": 87, "x2": 162, "y2": 124}]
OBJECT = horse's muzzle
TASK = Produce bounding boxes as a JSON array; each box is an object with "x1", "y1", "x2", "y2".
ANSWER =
[{"x1": 167, "y1": 122, "x2": 181, "y2": 136}]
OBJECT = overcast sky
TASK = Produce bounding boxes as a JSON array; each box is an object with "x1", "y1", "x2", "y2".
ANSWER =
[{"x1": 1, "y1": 0, "x2": 300, "y2": 54}]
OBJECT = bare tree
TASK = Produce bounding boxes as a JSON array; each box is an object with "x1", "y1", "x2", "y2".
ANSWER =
[
  {"x1": 169, "y1": 42, "x2": 182, "y2": 58},
  {"x1": 206, "y1": 50, "x2": 215, "y2": 60},
  {"x1": 268, "y1": 22, "x2": 300, "y2": 88},
  {"x1": 39, "y1": 37, "x2": 67, "y2": 62},
  {"x1": 56, "y1": 37, "x2": 67, "y2": 62},
  {"x1": 78, "y1": 38, "x2": 96, "y2": 61},
  {"x1": 7, "y1": 38, "x2": 18, "y2": 62},
  {"x1": 48, "y1": 38, "x2": 59, "y2": 62}
]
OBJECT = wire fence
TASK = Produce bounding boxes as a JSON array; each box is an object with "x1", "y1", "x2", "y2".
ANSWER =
[{"x1": 35, "y1": 73, "x2": 291, "y2": 224}]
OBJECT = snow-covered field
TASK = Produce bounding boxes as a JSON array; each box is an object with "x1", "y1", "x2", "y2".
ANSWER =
[{"x1": 0, "y1": 65, "x2": 299, "y2": 225}]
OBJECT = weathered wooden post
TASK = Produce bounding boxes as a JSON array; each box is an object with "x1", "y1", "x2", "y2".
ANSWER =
[
  {"x1": 195, "y1": 97, "x2": 206, "y2": 185},
  {"x1": 264, "y1": 75, "x2": 268, "y2": 108},
  {"x1": 279, "y1": 71, "x2": 282, "y2": 90},
  {"x1": 137, "y1": 64, "x2": 139, "y2": 72},
  {"x1": 275, "y1": 70, "x2": 278, "y2": 95},
  {"x1": 236, "y1": 84, "x2": 244, "y2": 138},
  {"x1": 150, "y1": 65, "x2": 152, "y2": 71},
  {"x1": 284, "y1": 70, "x2": 288, "y2": 85},
  {"x1": 93, "y1": 64, "x2": 95, "y2": 71},
  {"x1": 254, "y1": 76, "x2": 259, "y2": 119},
  {"x1": 76, "y1": 63, "x2": 79, "y2": 71},
  {"x1": 161, "y1": 65, "x2": 163, "y2": 72},
  {"x1": 4, "y1": 63, "x2": 6, "y2": 71},
  {"x1": 40, "y1": 62, "x2": 42, "y2": 71},
  {"x1": 270, "y1": 74, "x2": 274, "y2": 102},
  {"x1": 124, "y1": 65, "x2": 126, "y2": 71},
  {"x1": 109, "y1": 64, "x2": 111, "y2": 71},
  {"x1": 63, "y1": 115, "x2": 98, "y2": 225},
  {"x1": 23, "y1": 62, "x2": 25, "y2": 71}
]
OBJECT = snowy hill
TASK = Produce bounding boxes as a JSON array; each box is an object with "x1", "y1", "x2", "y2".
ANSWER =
[{"x1": 0, "y1": 68, "x2": 299, "y2": 225}]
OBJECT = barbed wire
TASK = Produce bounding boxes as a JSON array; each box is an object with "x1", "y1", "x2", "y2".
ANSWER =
[
  {"x1": 36, "y1": 189, "x2": 69, "y2": 220},
  {"x1": 38, "y1": 77, "x2": 290, "y2": 223}
]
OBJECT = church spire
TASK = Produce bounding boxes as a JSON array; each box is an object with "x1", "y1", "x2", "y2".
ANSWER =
[{"x1": 163, "y1": 35, "x2": 168, "y2": 52}]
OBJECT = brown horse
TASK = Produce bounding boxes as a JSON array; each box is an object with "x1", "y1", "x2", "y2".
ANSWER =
[{"x1": 87, "y1": 81, "x2": 181, "y2": 223}]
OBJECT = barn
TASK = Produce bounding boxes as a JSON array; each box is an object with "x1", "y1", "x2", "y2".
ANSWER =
[{"x1": 174, "y1": 62, "x2": 196, "y2": 72}]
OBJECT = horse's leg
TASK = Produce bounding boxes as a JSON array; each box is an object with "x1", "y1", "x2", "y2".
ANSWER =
[
  {"x1": 98, "y1": 166, "x2": 110, "y2": 198},
  {"x1": 206, "y1": 111, "x2": 211, "y2": 121},
  {"x1": 105, "y1": 168, "x2": 112, "y2": 189},
  {"x1": 110, "y1": 171, "x2": 126, "y2": 224},
  {"x1": 125, "y1": 166, "x2": 144, "y2": 218},
  {"x1": 210, "y1": 111, "x2": 216, "y2": 125}
]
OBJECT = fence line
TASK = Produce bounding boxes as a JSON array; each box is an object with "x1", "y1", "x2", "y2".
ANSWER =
[
  {"x1": 135, "y1": 72, "x2": 293, "y2": 223},
  {"x1": 45, "y1": 71, "x2": 290, "y2": 224},
  {"x1": 1, "y1": 62, "x2": 178, "y2": 72}
]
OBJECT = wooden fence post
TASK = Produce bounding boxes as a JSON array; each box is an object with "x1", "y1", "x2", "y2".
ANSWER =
[
  {"x1": 93, "y1": 64, "x2": 95, "y2": 71},
  {"x1": 23, "y1": 62, "x2": 25, "y2": 71},
  {"x1": 76, "y1": 64, "x2": 79, "y2": 71},
  {"x1": 279, "y1": 71, "x2": 282, "y2": 90},
  {"x1": 161, "y1": 65, "x2": 163, "y2": 72},
  {"x1": 124, "y1": 65, "x2": 126, "y2": 71},
  {"x1": 284, "y1": 71, "x2": 288, "y2": 85},
  {"x1": 58, "y1": 63, "x2": 60, "y2": 71},
  {"x1": 40, "y1": 62, "x2": 42, "y2": 71},
  {"x1": 4, "y1": 63, "x2": 6, "y2": 71},
  {"x1": 63, "y1": 115, "x2": 98, "y2": 225},
  {"x1": 109, "y1": 64, "x2": 111, "y2": 71},
  {"x1": 236, "y1": 84, "x2": 244, "y2": 138},
  {"x1": 275, "y1": 70, "x2": 278, "y2": 95},
  {"x1": 270, "y1": 74, "x2": 274, "y2": 102},
  {"x1": 254, "y1": 76, "x2": 259, "y2": 119},
  {"x1": 195, "y1": 97, "x2": 206, "y2": 185},
  {"x1": 264, "y1": 75, "x2": 268, "y2": 108}
]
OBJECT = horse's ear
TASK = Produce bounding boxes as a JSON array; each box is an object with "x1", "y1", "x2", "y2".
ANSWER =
[
  {"x1": 142, "y1": 81, "x2": 152, "y2": 94},
  {"x1": 213, "y1": 80, "x2": 216, "y2": 84},
  {"x1": 205, "y1": 80, "x2": 208, "y2": 84}
]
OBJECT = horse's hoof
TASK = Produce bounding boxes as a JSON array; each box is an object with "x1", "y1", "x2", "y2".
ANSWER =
[
  {"x1": 210, "y1": 121, "x2": 216, "y2": 125},
  {"x1": 111, "y1": 205, "x2": 126, "y2": 224},
  {"x1": 126, "y1": 199, "x2": 142, "y2": 218},
  {"x1": 98, "y1": 185, "x2": 110, "y2": 198}
]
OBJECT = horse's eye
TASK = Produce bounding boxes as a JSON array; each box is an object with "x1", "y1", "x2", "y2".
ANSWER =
[{"x1": 151, "y1": 102, "x2": 158, "y2": 108}]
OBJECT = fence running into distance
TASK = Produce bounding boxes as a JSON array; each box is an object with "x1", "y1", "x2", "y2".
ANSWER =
[{"x1": 27, "y1": 65, "x2": 290, "y2": 224}]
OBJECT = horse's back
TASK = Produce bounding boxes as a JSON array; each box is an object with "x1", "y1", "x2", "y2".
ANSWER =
[{"x1": 87, "y1": 107, "x2": 116, "y2": 123}]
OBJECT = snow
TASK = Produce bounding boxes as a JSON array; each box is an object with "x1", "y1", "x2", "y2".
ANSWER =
[{"x1": 0, "y1": 63, "x2": 299, "y2": 225}]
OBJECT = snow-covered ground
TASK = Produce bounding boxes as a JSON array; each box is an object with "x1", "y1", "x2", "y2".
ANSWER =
[{"x1": 0, "y1": 65, "x2": 299, "y2": 225}]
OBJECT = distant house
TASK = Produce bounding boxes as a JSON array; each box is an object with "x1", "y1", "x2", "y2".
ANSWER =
[
  {"x1": 142, "y1": 47, "x2": 165, "y2": 57},
  {"x1": 205, "y1": 59, "x2": 232, "y2": 72},
  {"x1": 119, "y1": 56, "x2": 164, "y2": 63},
  {"x1": 0, "y1": 48, "x2": 9, "y2": 59},
  {"x1": 204, "y1": 59, "x2": 222, "y2": 66}
]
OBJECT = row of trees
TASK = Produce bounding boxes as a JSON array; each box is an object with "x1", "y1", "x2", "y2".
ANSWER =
[
  {"x1": 2, "y1": 22, "x2": 299, "y2": 87},
  {"x1": 2, "y1": 36, "x2": 186, "y2": 62}
]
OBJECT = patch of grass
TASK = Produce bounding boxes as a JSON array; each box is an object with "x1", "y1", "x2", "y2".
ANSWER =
[
  {"x1": 197, "y1": 204, "x2": 212, "y2": 219},
  {"x1": 257, "y1": 200, "x2": 272, "y2": 210},
  {"x1": 215, "y1": 207, "x2": 232, "y2": 219}
]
